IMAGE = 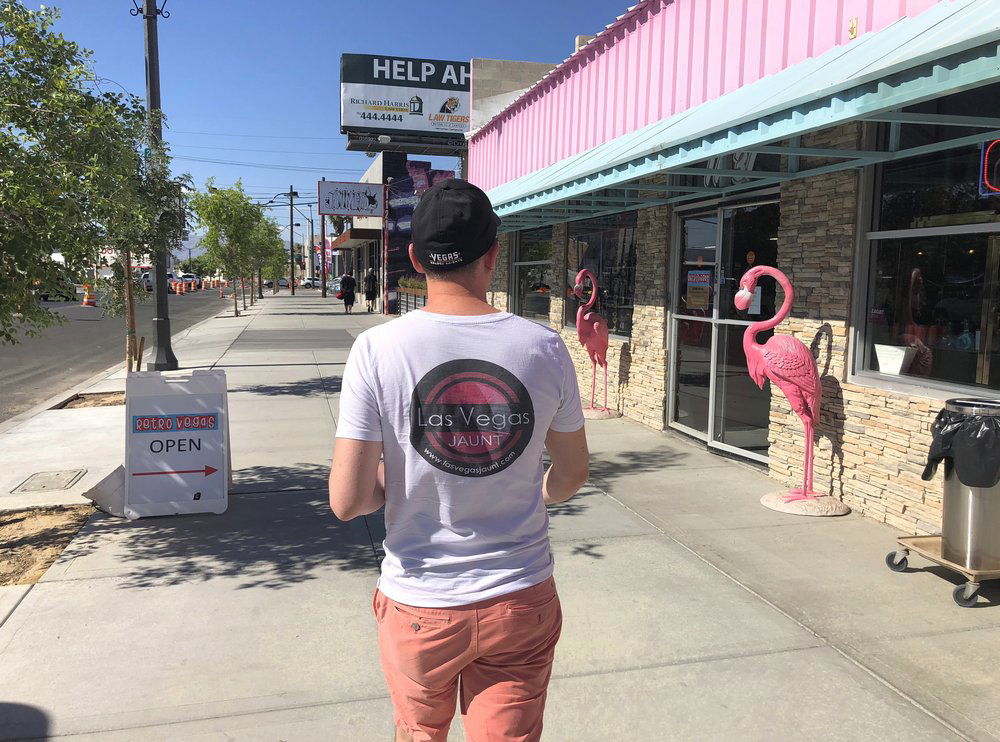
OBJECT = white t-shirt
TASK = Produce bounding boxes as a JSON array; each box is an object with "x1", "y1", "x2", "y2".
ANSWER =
[{"x1": 336, "y1": 309, "x2": 585, "y2": 607}]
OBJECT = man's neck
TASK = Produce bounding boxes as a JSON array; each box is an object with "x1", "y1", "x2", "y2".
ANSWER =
[{"x1": 422, "y1": 282, "x2": 500, "y2": 317}]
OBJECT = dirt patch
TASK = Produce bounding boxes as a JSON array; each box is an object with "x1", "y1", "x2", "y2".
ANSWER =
[
  {"x1": 0, "y1": 505, "x2": 94, "y2": 585},
  {"x1": 61, "y1": 391, "x2": 125, "y2": 409}
]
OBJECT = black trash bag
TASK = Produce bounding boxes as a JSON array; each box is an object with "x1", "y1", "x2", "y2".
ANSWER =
[{"x1": 922, "y1": 409, "x2": 1000, "y2": 488}]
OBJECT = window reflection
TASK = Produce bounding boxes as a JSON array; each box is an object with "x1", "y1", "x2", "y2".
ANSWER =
[
  {"x1": 564, "y1": 214, "x2": 637, "y2": 337},
  {"x1": 866, "y1": 235, "x2": 999, "y2": 388},
  {"x1": 513, "y1": 227, "x2": 554, "y2": 323}
]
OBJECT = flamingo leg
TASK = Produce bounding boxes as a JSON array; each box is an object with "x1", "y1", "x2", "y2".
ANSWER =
[
  {"x1": 590, "y1": 360, "x2": 597, "y2": 410},
  {"x1": 602, "y1": 362, "x2": 608, "y2": 411},
  {"x1": 784, "y1": 419, "x2": 817, "y2": 502}
]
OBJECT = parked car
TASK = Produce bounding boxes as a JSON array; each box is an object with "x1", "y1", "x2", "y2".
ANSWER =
[
  {"x1": 263, "y1": 278, "x2": 290, "y2": 288},
  {"x1": 140, "y1": 272, "x2": 153, "y2": 292}
]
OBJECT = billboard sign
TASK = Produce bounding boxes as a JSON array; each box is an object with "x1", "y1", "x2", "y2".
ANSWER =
[
  {"x1": 318, "y1": 181, "x2": 385, "y2": 217},
  {"x1": 340, "y1": 53, "x2": 470, "y2": 138}
]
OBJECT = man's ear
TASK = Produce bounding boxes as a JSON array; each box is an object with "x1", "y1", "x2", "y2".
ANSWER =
[
  {"x1": 408, "y1": 244, "x2": 425, "y2": 274},
  {"x1": 482, "y1": 242, "x2": 500, "y2": 272}
]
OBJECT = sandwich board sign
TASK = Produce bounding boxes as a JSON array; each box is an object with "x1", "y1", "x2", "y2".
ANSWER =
[{"x1": 125, "y1": 369, "x2": 229, "y2": 519}]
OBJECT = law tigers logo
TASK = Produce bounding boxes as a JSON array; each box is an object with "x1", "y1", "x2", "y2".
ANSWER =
[{"x1": 410, "y1": 360, "x2": 534, "y2": 477}]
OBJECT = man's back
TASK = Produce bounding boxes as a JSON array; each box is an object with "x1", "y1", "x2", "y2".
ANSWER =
[{"x1": 337, "y1": 308, "x2": 584, "y2": 607}]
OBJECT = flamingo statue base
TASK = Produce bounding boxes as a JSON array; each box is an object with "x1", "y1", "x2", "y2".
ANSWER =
[
  {"x1": 759, "y1": 489, "x2": 851, "y2": 517},
  {"x1": 735, "y1": 266, "x2": 850, "y2": 518},
  {"x1": 583, "y1": 406, "x2": 621, "y2": 420}
]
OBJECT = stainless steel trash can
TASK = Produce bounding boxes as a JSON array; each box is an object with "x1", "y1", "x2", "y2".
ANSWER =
[{"x1": 941, "y1": 399, "x2": 1000, "y2": 571}]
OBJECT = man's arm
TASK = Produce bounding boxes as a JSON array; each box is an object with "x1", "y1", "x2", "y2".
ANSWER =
[
  {"x1": 543, "y1": 426, "x2": 589, "y2": 505},
  {"x1": 329, "y1": 438, "x2": 385, "y2": 521}
]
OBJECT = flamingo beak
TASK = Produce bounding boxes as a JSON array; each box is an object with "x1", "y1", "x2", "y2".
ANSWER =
[
  {"x1": 734, "y1": 286, "x2": 752, "y2": 310},
  {"x1": 573, "y1": 282, "x2": 584, "y2": 299}
]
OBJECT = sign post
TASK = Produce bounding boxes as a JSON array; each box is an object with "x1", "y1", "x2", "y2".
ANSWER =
[{"x1": 125, "y1": 369, "x2": 229, "y2": 519}]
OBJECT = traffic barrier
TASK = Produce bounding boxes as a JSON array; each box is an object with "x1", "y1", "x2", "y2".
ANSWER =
[{"x1": 80, "y1": 284, "x2": 97, "y2": 307}]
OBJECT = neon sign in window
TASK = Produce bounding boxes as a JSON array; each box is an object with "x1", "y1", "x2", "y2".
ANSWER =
[{"x1": 980, "y1": 139, "x2": 1000, "y2": 196}]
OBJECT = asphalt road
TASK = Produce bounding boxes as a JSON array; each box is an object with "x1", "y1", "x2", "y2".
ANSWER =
[{"x1": 0, "y1": 290, "x2": 229, "y2": 423}]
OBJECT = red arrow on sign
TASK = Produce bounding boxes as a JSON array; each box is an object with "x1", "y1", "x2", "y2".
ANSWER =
[{"x1": 132, "y1": 465, "x2": 218, "y2": 477}]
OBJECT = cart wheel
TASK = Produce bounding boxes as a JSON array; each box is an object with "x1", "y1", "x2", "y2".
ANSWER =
[
  {"x1": 953, "y1": 583, "x2": 980, "y2": 608},
  {"x1": 885, "y1": 551, "x2": 908, "y2": 573}
]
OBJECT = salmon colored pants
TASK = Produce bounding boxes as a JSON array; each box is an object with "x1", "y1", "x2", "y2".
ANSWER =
[{"x1": 373, "y1": 577, "x2": 562, "y2": 742}]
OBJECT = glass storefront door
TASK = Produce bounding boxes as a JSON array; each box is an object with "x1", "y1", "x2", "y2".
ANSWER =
[{"x1": 669, "y1": 202, "x2": 780, "y2": 462}]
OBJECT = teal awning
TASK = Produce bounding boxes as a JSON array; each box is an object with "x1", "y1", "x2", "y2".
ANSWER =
[{"x1": 490, "y1": 0, "x2": 1000, "y2": 232}]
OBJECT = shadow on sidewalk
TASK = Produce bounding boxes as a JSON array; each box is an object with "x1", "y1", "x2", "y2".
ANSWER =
[
  {"x1": 0, "y1": 703, "x2": 50, "y2": 741},
  {"x1": 589, "y1": 446, "x2": 690, "y2": 485},
  {"x1": 66, "y1": 487, "x2": 382, "y2": 590},
  {"x1": 229, "y1": 377, "x2": 342, "y2": 397}
]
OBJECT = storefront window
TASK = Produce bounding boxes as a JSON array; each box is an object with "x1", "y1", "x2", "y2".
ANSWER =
[
  {"x1": 878, "y1": 85, "x2": 1000, "y2": 231},
  {"x1": 512, "y1": 227, "x2": 555, "y2": 323},
  {"x1": 865, "y1": 234, "x2": 999, "y2": 388},
  {"x1": 564, "y1": 214, "x2": 637, "y2": 337},
  {"x1": 862, "y1": 84, "x2": 1000, "y2": 391}
]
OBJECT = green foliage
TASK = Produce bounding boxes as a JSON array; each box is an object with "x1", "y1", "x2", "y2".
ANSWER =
[
  {"x1": 190, "y1": 181, "x2": 285, "y2": 303},
  {"x1": 178, "y1": 254, "x2": 213, "y2": 277},
  {"x1": 189, "y1": 180, "x2": 260, "y2": 281},
  {"x1": 397, "y1": 275, "x2": 427, "y2": 290},
  {"x1": 0, "y1": 1, "x2": 183, "y2": 342}
]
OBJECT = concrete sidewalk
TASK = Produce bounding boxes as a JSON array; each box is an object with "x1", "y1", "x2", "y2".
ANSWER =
[{"x1": 1, "y1": 293, "x2": 999, "y2": 741}]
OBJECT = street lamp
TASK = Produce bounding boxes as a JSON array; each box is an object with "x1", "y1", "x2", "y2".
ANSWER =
[{"x1": 293, "y1": 204, "x2": 315, "y2": 281}]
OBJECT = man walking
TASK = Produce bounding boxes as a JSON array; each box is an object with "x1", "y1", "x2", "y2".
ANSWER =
[{"x1": 329, "y1": 179, "x2": 589, "y2": 742}]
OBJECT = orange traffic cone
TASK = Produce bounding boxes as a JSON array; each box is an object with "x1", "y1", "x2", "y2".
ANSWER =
[{"x1": 80, "y1": 284, "x2": 97, "y2": 307}]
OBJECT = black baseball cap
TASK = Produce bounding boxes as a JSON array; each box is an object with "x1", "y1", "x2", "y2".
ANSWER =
[{"x1": 411, "y1": 179, "x2": 500, "y2": 271}]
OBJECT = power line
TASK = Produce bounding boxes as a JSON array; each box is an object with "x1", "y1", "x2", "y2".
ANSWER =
[
  {"x1": 170, "y1": 129, "x2": 347, "y2": 140},
  {"x1": 172, "y1": 143, "x2": 363, "y2": 156},
  {"x1": 172, "y1": 155, "x2": 364, "y2": 174}
]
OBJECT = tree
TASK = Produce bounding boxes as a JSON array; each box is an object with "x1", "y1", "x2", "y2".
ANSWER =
[
  {"x1": 190, "y1": 180, "x2": 260, "y2": 317},
  {"x1": 0, "y1": 1, "x2": 169, "y2": 346},
  {"x1": 177, "y1": 254, "x2": 213, "y2": 277},
  {"x1": 246, "y1": 216, "x2": 284, "y2": 298}
]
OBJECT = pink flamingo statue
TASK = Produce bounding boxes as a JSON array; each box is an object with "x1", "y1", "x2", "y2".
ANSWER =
[
  {"x1": 574, "y1": 269, "x2": 610, "y2": 412},
  {"x1": 734, "y1": 266, "x2": 849, "y2": 516},
  {"x1": 901, "y1": 268, "x2": 933, "y2": 377}
]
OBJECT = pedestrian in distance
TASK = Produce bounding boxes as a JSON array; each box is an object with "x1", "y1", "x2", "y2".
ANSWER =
[
  {"x1": 340, "y1": 270, "x2": 357, "y2": 314},
  {"x1": 329, "y1": 179, "x2": 589, "y2": 742},
  {"x1": 364, "y1": 268, "x2": 378, "y2": 313}
]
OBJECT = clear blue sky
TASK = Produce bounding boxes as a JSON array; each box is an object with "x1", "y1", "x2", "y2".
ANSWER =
[{"x1": 33, "y1": 0, "x2": 621, "y2": 242}]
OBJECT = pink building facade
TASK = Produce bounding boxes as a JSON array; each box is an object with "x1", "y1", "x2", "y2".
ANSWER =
[
  {"x1": 470, "y1": 0, "x2": 943, "y2": 192},
  {"x1": 467, "y1": 0, "x2": 1000, "y2": 535}
]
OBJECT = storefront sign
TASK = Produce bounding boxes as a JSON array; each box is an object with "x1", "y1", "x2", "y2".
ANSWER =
[
  {"x1": 687, "y1": 270, "x2": 712, "y2": 310},
  {"x1": 319, "y1": 181, "x2": 385, "y2": 217},
  {"x1": 340, "y1": 54, "x2": 470, "y2": 138},
  {"x1": 125, "y1": 369, "x2": 229, "y2": 520}
]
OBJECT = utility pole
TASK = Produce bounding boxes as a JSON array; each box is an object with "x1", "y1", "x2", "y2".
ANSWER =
[
  {"x1": 134, "y1": 0, "x2": 177, "y2": 371},
  {"x1": 306, "y1": 204, "x2": 315, "y2": 280},
  {"x1": 320, "y1": 177, "x2": 328, "y2": 298},
  {"x1": 288, "y1": 184, "x2": 296, "y2": 295}
]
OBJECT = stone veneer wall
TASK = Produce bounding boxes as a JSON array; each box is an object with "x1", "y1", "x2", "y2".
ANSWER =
[
  {"x1": 488, "y1": 233, "x2": 512, "y2": 310},
  {"x1": 489, "y1": 206, "x2": 669, "y2": 431},
  {"x1": 769, "y1": 124, "x2": 942, "y2": 534}
]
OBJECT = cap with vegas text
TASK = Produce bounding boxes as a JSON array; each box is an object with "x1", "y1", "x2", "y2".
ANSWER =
[{"x1": 411, "y1": 179, "x2": 501, "y2": 271}]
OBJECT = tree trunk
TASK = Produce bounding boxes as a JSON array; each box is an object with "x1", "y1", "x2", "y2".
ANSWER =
[
  {"x1": 123, "y1": 245, "x2": 137, "y2": 372},
  {"x1": 233, "y1": 276, "x2": 240, "y2": 317},
  {"x1": 241, "y1": 277, "x2": 247, "y2": 311}
]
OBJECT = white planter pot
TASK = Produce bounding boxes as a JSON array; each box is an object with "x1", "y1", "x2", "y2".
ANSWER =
[{"x1": 874, "y1": 344, "x2": 917, "y2": 375}]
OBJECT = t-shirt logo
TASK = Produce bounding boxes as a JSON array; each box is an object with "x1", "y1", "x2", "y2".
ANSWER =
[{"x1": 410, "y1": 360, "x2": 534, "y2": 477}]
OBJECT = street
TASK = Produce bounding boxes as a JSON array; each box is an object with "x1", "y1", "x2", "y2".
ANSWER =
[{"x1": 0, "y1": 290, "x2": 227, "y2": 423}]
